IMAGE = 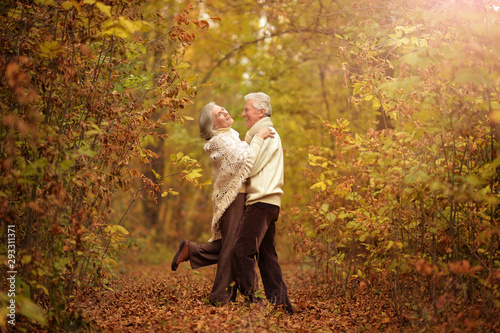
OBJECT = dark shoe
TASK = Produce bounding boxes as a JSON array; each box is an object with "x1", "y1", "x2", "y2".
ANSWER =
[
  {"x1": 269, "y1": 292, "x2": 294, "y2": 315},
  {"x1": 280, "y1": 301, "x2": 294, "y2": 315},
  {"x1": 171, "y1": 240, "x2": 189, "y2": 271},
  {"x1": 271, "y1": 300, "x2": 293, "y2": 315}
]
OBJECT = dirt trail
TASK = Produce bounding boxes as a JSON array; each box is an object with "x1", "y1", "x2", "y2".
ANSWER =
[{"x1": 78, "y1": 254, "x2": 397, "y2": 332}]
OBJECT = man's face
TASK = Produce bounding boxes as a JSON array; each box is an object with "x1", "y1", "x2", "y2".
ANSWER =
[
  {"x1": 211, "y1": 105, "x2": 233, "y2": 129},
  {"x1": 242, "y1": 100, "x2": 264, "y2": 128}
]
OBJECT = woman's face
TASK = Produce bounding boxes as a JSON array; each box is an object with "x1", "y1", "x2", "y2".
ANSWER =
[{"x1": 211, "y1": 105, "x2": 234, "y2": 129}]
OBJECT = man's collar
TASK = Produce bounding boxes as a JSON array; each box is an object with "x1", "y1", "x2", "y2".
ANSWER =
[{"x1": 245, "y1": 117, "x2": 273, "y2": 144}]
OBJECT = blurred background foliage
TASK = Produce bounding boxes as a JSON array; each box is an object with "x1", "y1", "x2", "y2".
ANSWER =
[{"x1": 0, "y1": 0, "x2": 499, "y2": 330}]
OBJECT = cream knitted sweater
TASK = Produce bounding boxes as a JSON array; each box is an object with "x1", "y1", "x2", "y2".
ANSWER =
[
  {"x1": 244, "y1": 117, "x2": 284, "y2": 207},
  {"x1": 204, "y1": 128, "x2": 264, "y2": 241}
]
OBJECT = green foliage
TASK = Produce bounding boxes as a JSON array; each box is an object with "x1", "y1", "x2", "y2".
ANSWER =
[
  {"x1": 300, "y1": 0, "x2": 500, "y2": 325},
  {"x1": 3, "y1": 0, "x2": 495, "y2": 329},
  {"x1": 0, "y1": 0, "x2": 206, "y2": 329},
  {"x1": 100, "y1": 1, "x2": 498, "y2": 327}
]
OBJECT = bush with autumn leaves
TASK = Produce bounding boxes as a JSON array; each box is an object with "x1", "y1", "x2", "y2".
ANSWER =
[
  {"x1": 0, "y1": 0, "x2": 208, "y2": 329},
  {"x1": 299, "y1": 0, "x2": 500, "y2": 326},
  {"x1": 0, "y1": 0, "x2": 499, "y2": 331}
]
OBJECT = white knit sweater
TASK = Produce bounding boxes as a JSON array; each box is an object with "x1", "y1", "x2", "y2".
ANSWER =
[{"x1": 204, "y1": 128, "x2": 264, "y2": 241}]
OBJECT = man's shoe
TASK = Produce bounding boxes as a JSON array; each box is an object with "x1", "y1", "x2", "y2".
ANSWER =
[
  {"x1": 269, "y1": 293, "x2": 294, "y2": 315},
  {"x1": 282, "y1": 302, "x2": 294, "y2": 315},
  {"x1": 272, "y1": 302, "x2": 294, "y2": 315},
  {"x1": 171, "y1": 240, "x2": 189, "y2": 271}
]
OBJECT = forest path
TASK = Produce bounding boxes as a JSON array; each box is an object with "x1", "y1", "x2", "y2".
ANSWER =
[{"x1": 79, "y1": 252, "x2": 396, "y2": 332}]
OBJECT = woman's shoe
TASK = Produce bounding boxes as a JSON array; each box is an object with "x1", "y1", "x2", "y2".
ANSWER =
[{"x1": 171, "y1": 240, "x2": 189, "y2": 271}]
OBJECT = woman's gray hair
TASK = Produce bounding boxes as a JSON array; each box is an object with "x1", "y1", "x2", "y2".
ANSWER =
[
  {"x1": 245, "y1": 92, "x2": 272, "y2": 117},
  {"x1": 199, "y1": 102, "x2": 217, "y2": 140}
]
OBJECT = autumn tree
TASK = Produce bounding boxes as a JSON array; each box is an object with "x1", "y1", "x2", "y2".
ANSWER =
[
  {"x1": 161, "y1": 0, "x2": 499, "y2": 328},
  {"x1": 0, "y1": 0, "x2": 209, "y2": 329},
  {"x1": 301, "y1": 0, "x2": 500, "y2": 328}
]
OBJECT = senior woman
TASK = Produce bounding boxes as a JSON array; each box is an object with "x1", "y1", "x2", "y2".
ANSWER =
[{"x1": 171, "y1": 101, "x2": 273, "y2": 305}]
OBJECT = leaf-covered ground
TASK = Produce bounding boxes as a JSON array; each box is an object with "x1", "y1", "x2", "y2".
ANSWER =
[
  {"x1": 78, "y1": 263, "x2": 375, "y2": 332},
  {"x1": 76, "y1": 263, "x2": 372, "y2": 332},
  {"x1": 74, "y1": 252, "x2": 497, "y2": 332}
]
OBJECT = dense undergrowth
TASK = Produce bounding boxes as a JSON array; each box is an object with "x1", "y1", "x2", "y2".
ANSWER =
[{"x1": 1, "y1": 0, "x2": 498, "y2": 331}]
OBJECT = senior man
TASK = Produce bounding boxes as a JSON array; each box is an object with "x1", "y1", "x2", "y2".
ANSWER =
[{"x1": 232, "y1": 92, "x2": 293, "y2": 314}]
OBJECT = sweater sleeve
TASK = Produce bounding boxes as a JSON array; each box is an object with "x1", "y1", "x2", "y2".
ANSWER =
[
  {"x1": 208, "y1": 133, "x2": 250, "y2": 168},
  {"x1": 248, "y1": 129, "x2": 279, "y2": 178},
  {"x1": 248, "y1": 136, "x2": 264, "y2": 164}
]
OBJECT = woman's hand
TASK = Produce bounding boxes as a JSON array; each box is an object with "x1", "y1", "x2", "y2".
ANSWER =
[{"x1": 257, "y1": 127, "x2": 275, "y2": 139}]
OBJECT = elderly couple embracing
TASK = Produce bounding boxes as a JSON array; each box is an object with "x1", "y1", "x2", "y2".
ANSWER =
[{"x1": 171, "y1": 92, "x2": 293, "y2": 315}]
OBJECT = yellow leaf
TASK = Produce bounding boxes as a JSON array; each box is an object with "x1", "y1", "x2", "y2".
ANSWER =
[
  {"x1": 102, "y1": 25, "x2": 130, "y2": 38},
  {"x1": 35, "y1": 0, "x2": 57, "y2": 5},
  {"x1": 152, "y1": 169, "x2": 161, "y2": 179},
  {"x1": 175, "y1": 62, "x2": 191, "y2": 70},
  {"x1": 119, "y1": 16, "x2": 135, "y2": 32},
  {"x1": 61, "y1": 1, "x2": 74, "y2": 10},
  {"x1": 161, "y1": 190, "x2": 179, "y2": 197},
  {"x1": 22, "y1": 255, "x2": 32, "y2": 264},
  {"x1": 310, "y1": 181, "x2": 326, "y2": 191},
  {"x1": 18, "y1": 296, "x2": 48, "y2": 326},
  {"x1": 490, "y1": 110, "x2": 500, "y2": 124},
  {"x1": 114, "y1": 225, "x2": 129, "y2": 235},
  {"x1": 103, "y1": 258, "x2": 118, "y2": 267},
  {"x1": 186, "y1": 169, "x2": 202, "y2": 182},
  {"x1": 102, "y1": 17, "x2": 152, "y2": 38},
  {"x1": 96, "y1": 1, "x2": 111, "y2": 17},
  {"x1": 185, "y1": 74, "x2": 199, "y2": 83},
  {"x1": 39, "y1": 40, "x2": 62, "y2": 59}
]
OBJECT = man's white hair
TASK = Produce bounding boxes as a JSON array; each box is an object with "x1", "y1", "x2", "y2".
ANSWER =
[{"x1": 245, "y1": 92, "x2": 272, "y2": 117}]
